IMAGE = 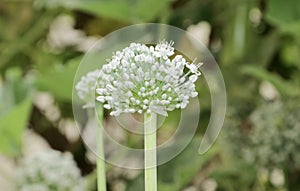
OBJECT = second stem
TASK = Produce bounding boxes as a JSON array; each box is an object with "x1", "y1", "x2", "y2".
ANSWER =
[{"x1": 96, "y1": 104, "x2": 107, "y2": 191}]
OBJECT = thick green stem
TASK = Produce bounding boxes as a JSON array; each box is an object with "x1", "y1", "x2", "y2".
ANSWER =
[
  {"x1": 144, "y1": 112, "x2": 157, "y2": 191},
  {"x1": 95, "y1": 104, "x2": 107, "y2": 191}
]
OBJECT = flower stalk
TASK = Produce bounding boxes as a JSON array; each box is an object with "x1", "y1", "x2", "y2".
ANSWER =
[
  {"x1": 95, "y1": 102, "x2": 107, "y2": 191},
  {"x1": 144, "y1": 112, "x2": 157, "y2": 191},
  {"x1": 75, "y1": 70, "x2": 108, "y2": 191}
]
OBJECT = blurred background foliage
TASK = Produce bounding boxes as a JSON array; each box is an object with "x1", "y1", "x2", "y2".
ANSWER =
[{"x1": 0, "y1": 0, "x2": 300, "y2": 190}]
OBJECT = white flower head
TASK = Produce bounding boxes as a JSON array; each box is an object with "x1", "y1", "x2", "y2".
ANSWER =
[
  {"x1": 75, "y1": 69, "x2": 101, "y2": 108},
  {"x1": 17, "y1": 150, "x2": 86, "y2": 191},
  {"x1": 96, "y1": 41, "x2": 203, "y2": 116}
]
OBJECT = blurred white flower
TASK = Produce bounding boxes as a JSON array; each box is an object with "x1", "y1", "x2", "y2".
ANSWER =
[
  {"x1": 243, "y1": 99, "x2": 300, "y2": 169},
  {"x1": 183, "y1": 186, "x2": 197, "y2": 191},
  {"x1": 33, "y1": 92, "x2": 54, "y2": 110},
  {"x1": 33, "y1": 92, "x2": 61, "y2": 122},
  {"x1": 17, "y1": 150, "x2": 86, "y2": 191},
  {"x1": 0, "y1": 155, "x2": 15, "y2": 191},
  {"x1": 22, "y1": 129, "x2": 50, "y2": 157},
  {"x1": 47, "y1": 15, "x2": 85, "y2": 51},
  {"x1": 76, "y1": 69, "x2": 101, "y2": 108},
  {"x1": 259, "y1": 81, "x2": 280, "y2": 101},
  {"x1": 58, "y1": 118, "x2": 80, "y2": 143},
  {"x1": 96, "y1": 41, "x2": 202, "y2": 116},
  {"x1": 111, "y1": 180, "x2": 126, "y2": 191},
  {"x1": 187, "y1": 21, "x2": 211, "y2": 46},
  {"x1": 76, "y1": 36, "x2": 99, "y2": 52},
  {"x1": 201, "y1": 178, "x2": 218, "y2": 191},
  {"x1": 47, "y1": 15, "x2": 100, "y2": 53},
  {"x1": 270, "y1": 168, "x2": 285, "y2": 187},
  {"x1": 249, "y1": 8, "x2": 262, "y2": 26}
]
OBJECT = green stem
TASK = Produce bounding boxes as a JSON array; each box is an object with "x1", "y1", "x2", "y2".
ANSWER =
[
  {"x1": 95, "y1": 104, "x2": 107, "y2": 191},
  {"x1": 144, "y1": 112, "x2": 157, "y2": 191}
]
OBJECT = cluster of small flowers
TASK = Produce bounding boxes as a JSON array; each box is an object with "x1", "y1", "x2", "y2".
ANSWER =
[
  {"x1": 16, "y1": 150, "x2": 86, "y2": 191},
  {"x1": 96, "y1": 41, "x2": 202, "y2": 116},
  {"x1": 243, "y1": 99, "x2": 300, "y2": 170},
  {"x1": 76, "y1": 69, "x2": 100, "y2": 108}
]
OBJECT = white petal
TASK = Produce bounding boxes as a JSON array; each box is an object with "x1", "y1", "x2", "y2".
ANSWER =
[
  {"x1": 96, "y1": 96, "x2": 105, "y2": 102},
  {"x1": 189, "y1": 75, "x2": 198, "y2": 83},
  {"x1": 150, "y1": 105, "x2": 168, "y2": 116}
]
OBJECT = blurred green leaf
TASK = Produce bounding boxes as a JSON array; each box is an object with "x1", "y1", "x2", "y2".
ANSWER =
[
  {"x1": 244, "y1": 31, "x2": 280, "y2": 68},
  {"x1": 0, "y1": 98, "x2": 32, "y2": 156},
  {"x1": 63, "y1": 0, "x2": 132, "y2": 22},
  {"x1": 0, "y1": 68, "x2": 33, "y2": 156},
  {"x1": 241, "y1": 65, "x2": 300, "y2": 96},
  {"x1": 0, "y1": 10, "x2": 56, "y2": 70},
  {"x1": 40, "y1": 0, "x2": 172, "y2": 22},
  {"x1": 133, "y1": 0, "x2": 171, "y2": 22},
  {"x1": 266, "y1": 0, "x2": 300, "y2": 24},
  {"x1": 0, "y1": 68, "x2": 33, "y2": 115},
  {"x1": 281, "y1": 41, "x2": 300, "y2": 68},
  {"x1": 35, "y1": 58, "x2": 81, "y2": 101},
  {"x1": 266, "y1": 0, "x2": 300, "y2": 35}
]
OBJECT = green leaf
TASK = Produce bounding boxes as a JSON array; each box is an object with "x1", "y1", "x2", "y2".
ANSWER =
[
  {"x1": 0, "y1": 68, "x2": 33, "y2": 156},
  {"x1": 0, "y1": 98, "x2": 32, "y2": 156},
  {"x1": 266, "y1": 0, "x2": 300, "y2": 35},
  {"x1": 241, "y1": 65, "x2": 300, "y2": 96},
  {"x1": 60, "y1": 0, "x2": 171, "y2": 22},
  {"x1": 64, "y1": 0, "x2": 131, "y2": 21},
  {"x1": 35, "y1": 58, "x2": 81, "y2": 101},
  {"x1": 133, "y1": 0, "x2": 171, "y2": 22},
  {"x1": 0, "y1": 67, "x2": 33, "y2": 115}
]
